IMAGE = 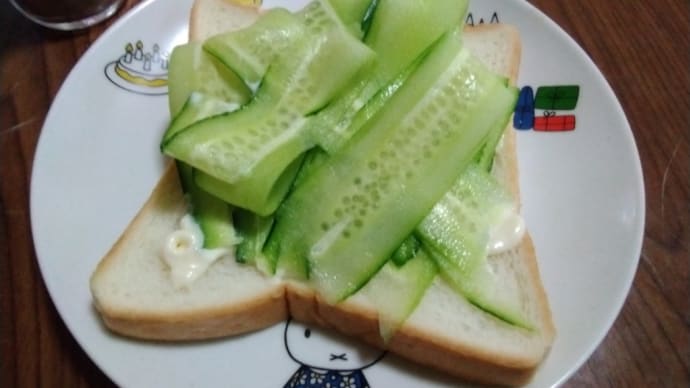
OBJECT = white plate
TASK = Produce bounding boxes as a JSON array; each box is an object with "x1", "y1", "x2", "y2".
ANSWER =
[{"x1": 30, "y1": 0, "x2": 645, "y2": 387}]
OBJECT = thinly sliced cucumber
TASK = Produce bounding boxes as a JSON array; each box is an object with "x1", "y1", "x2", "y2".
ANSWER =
[
  {"x1": 162, "y1": 102, "x2": 310, "y2": 213},
  {"x1": 176, "y1": 162, "x2": 240, "y2": 249},
  {"x1": 415, "y1": 164, "x2": 531, "y2": 328},
  {"x1": 358, "y1": 250, "x2": 437, "y2": 342},
  {"x1": 162, "y1": 102, "x2": 292, "y2": 175},
  {"x1": 263, "y1": 148, "x2": 327, "y2": 276},
  {"x1": 312, "y1": 52, "x2": 420, "y2": 153},
  {"x1": 390, "y1": 235, "x2": 420, "y2": 267},
  {"x1": 261, "y1": 26, "x2": 375, "y2": 115},
  {"x1": 310, "y1": 0, "x2": 469, "y2": 153},
  {"x1": 163, "y1": 20, "x2": 373, "y2": 215},
  {"x1": 363, "y1": 0, "x2": 468, "y2": 83},
  {"x1": 416, "y1": 165, "x2": 513, "y2": 274},
  {"x1": 162, "y1": 92, "x2": 241, "y2": 145},
  {"x1": 429, "y1": 247, "x2": 531, "y2": 329},
  {"x1": 290, "y1": 147, "x2": 329, "y2": 191},
  {"x1": 270, "y1": 34, "x2": 466, "y2": 290},
  {"x1": 204, "y1": 0, "x2": 350, "y2": 93},
  {"x1": 325, "y1": 0, "x2": 374, "y2": 38},
  {"x1": 203, "y1": 8, "x2": 305, "y2": 91},
  {"x1": 298, "y1": 0, "x2": 347, "y2": 31},
  {"x1": 166, "y1": 44, "x2": 246, "y2": 251},
  {"x1": 268, "y1": 32, "x2": 518, "y2": 302},
  {"x1": 167, "y1": 42, "x2": 250, "y2": 116},
  {"x1": 476, "y1": 102, "x2": 510, "y2": 171},
  {"x1": 193, "y1": 153, "x2": 304, "y2": 216},
  {"x1": 234, "y1": 209, "x2": 274, "y2": 269}
]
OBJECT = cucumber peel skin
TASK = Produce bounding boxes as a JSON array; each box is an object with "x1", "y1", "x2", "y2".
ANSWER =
[
  {"x1": 176, "y1": 162, "x2": 240, "y2": 249},
  {"x1": 268, "y1": 32, "x2": 519, "y2": 303},
  {"x1": 289, "y1": 147, "x2": 329, "y2": 192},
  {"x1": 162, "y1": 92, "x2": 242, "y2": 146},
  {"x1": 234, "y1": 209, "x2": 274, "y2": 266},
  {"x1": 390, "y1": 235, "x2": 421, "y2": 267},
  {"x1": 429, "y1": 246, "x2": 533, "y2": 330},
  {"x1": 326, "y1": 0, "x2": 374, "y2": 38},
  {"x1": 359, "y1": 0, "x2": 378, "y2": 40}
]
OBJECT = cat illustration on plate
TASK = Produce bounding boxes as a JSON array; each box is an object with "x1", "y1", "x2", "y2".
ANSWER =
[{"x1": 283, "y1": 319, "x2": 385, "y2": 388}]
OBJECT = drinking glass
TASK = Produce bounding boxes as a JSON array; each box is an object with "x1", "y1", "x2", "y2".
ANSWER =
[{"x1": 10, "y1": 0, "x2": 124, "y2": 31}]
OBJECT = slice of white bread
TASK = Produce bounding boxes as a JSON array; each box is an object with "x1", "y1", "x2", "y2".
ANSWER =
[
  {"x1": 90, "y1": 0, "x2": 555, "y2": 385},
  {"x1": 189, "y1": 0, "x2": 260, "y2": 43},
  {"x1": 90, "y1": 164, "x2": 287, "y2": 340}
]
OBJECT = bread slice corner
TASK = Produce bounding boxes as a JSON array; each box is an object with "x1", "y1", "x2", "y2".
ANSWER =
[
  {"x1": 189, "y1": 0, "x2": 260, "y2": 42},
  {"x1": 90, "y1": 163, "x2": 288, "y2": 341}
]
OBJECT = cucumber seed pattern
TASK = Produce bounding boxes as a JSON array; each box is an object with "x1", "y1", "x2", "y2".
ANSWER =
[{"x1": 318, "y1": 53, "x2": 492, "y2": 242}]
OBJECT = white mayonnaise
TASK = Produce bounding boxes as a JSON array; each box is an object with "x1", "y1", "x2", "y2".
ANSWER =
[
  {"x1": 486, "y1": 206, "x2": 526, "y2": 255},
  {"x1": 162, "y1": 214, "x2": 232, "y2": 288}
]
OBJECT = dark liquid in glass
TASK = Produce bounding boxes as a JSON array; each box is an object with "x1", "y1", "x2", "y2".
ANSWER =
[{"x1": 14, "y1": 0, "x2": 118, "y2": 24}]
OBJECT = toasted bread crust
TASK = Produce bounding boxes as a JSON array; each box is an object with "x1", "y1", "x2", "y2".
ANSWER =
[{"x1": 97, "y1": 288, "x2": 287, "y2": 341}]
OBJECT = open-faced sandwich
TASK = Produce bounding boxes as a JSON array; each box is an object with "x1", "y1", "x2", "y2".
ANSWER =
[{"x1": 90, "y1": 0, "x2": 555, "y2": 385}]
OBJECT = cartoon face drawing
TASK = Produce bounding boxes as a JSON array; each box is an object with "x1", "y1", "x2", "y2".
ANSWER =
[
  {"x1": 283, "y1": 320, "x2": 385, "y2": 388},
  {"x1": 284, "y1": 320, "x2": 385, "y2": 371}
]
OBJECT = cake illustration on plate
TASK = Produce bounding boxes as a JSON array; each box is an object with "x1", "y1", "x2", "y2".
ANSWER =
[{"x1": 105, "y1": 40, "x2": 168, "y2": 95}]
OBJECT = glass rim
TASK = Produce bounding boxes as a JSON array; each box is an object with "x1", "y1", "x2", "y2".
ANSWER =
[{"x1": 9, "y1": 0, "x2": 124, "y2": 31}]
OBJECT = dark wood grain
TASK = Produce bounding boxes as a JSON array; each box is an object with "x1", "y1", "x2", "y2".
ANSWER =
[{"x1": 1, "y1": 0, "x2": 688, "y2": 387}]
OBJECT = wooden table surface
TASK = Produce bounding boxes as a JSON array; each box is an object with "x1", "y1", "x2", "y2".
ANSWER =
[{"x1": 1, "y1": 0, "x2": 688, "y2": 386}]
